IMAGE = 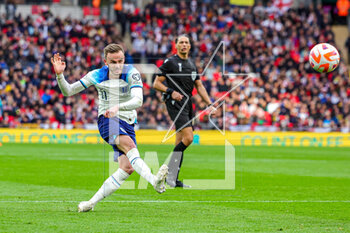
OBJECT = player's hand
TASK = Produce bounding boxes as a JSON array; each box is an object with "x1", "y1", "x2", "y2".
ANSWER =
[
  {"x1": 171, "y1": 91, "x2": 183, "y2": 101},
  {"x1": 104, "y1": 106, "x2": 119, "y2": 118},
  {"x1": 50, "y1": 53, "x2": 66, "y2": 75},
  {"x1": 208, "y1": 105, "x2": 217, "y2": 116}
]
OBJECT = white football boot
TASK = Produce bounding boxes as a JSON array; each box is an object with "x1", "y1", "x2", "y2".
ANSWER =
[
  {"x1": 78, "y1": 201, "x2": 95, "y2": 212},
  {"x1": 153, "y1": 164, "x2": 168, "y2": 193}
]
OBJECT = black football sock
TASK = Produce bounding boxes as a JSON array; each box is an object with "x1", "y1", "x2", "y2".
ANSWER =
[
  {"x1": 174, "y1": 141, "x2": 188, "y2": 153},
  {"x1": 174, "y1": 142, "x2": 188, "y2": 180}
]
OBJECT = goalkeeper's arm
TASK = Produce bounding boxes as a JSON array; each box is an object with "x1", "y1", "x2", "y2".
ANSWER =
[{"x1": 153, "y1": 75, "x2": 183, "y2": 101}]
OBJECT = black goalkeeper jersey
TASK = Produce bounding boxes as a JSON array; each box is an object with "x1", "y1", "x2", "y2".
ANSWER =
[{"x1": 159, "y1": 54, "x2": 199, "y2": 97}]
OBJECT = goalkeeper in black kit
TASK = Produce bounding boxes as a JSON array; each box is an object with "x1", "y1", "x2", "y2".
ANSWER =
[{"x1": 153, "y1": 34, "x2": 216, "y2": 188}]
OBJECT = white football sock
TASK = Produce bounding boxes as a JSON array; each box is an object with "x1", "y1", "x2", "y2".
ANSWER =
[
  {"x1": 126, "y1": 148, "x2": 155, "y2": 186},
  {"x1": 89, "y1": 168, "x2": 130, "y2": 205}
]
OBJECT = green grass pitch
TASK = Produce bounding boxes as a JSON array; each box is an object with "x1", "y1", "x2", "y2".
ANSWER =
[{"x1": 0, "y1": 143, "x2": 349, "y2": 232}]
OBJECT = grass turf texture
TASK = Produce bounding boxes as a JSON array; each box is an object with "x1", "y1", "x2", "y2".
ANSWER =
[{"x1": 0, "y1": 143, "x2": 349, "y2": 232}]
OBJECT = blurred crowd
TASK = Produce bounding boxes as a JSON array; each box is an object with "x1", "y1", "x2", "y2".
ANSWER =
[
  {"x1": 0, "y1": 1, "x2": 349, "y2": 132},
  {"x1": 130, "y1": 0, "x2": 350, "y2": 132},
  {"x1": 0, "y1": 10, "x2": 121, "y2": 129}
]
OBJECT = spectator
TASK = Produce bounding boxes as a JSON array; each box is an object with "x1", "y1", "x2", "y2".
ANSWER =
[
  {"x1": 5, "y1": 0, "x2": 16, "y2": 20},
  {"x1": 336, "y1": 0, "x2": 350, "y2": 24}
]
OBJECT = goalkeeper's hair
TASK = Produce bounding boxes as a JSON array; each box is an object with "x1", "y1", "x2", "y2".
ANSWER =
[
  {"x1": 175, "y1": 34, "x2": 191, "y2": 44},
  {"x1": 104, "y1": 43, "x2": 124, "y2": 59}
]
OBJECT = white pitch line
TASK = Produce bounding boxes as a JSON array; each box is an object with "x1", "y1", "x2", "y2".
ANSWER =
[{"x1": 0, "y1": 200, "x2": 350, "y2": 203}]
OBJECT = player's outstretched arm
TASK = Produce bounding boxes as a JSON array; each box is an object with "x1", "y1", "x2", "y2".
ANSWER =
[
  {"x1": 51, "y1": 53, "x2": 66, "y2": 75},
  {"x1": 50, "y1": 53, "x2": 85, "y2": 97}
]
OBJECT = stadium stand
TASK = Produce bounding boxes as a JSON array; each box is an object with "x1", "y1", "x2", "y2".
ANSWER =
[{"x1": 0, "y1": 1, "x2": 349, "y2": 132}]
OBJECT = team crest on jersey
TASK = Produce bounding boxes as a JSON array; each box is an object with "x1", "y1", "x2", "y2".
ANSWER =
[
  {"x1": 191, "y1": 71, "x2": 197, "y2": 81},
  {"x1": 132, "y1": 73, "x2": 141, "y2": 81}
]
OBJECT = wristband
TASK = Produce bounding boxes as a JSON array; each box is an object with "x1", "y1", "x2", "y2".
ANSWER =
[{"x1": 166, "y1": 88, "x2": 174, "y2": 95}]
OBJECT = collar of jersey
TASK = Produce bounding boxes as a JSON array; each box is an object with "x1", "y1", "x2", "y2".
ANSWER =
[
  {"x1": 93, "y1": 65, "x2": 134, "y2": 84},
  {"x1": 175, "y1": 54, "x2": 189, "y2": 61},
  {"x1": 119, "y1": 64, "x2": 133, "y2": 83}
]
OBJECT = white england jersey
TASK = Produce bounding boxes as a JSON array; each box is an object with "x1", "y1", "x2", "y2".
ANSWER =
[{"x1": 79, "y1": 65, "x2": 143, "y2": 124}]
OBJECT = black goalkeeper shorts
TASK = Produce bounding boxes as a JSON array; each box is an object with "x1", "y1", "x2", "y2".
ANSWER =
[{"x1": 165, "y1": 99, "x2": 193, "y2": 130}]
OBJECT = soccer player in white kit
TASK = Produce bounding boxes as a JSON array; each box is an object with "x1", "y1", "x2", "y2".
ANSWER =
[{"x1": 51, "y1": 44, "x2": 168, "y2": 212}]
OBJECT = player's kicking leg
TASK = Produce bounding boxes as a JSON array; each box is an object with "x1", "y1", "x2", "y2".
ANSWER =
[
  {"x1": 78, "y1": 135, "x2": 168, "y2": 212},
  {"x1": 116, "y1": 135, "x2": 168, "y2": 193},
  {"x1": 78, "y1": 154, "x2": 133, "y2": 212}
]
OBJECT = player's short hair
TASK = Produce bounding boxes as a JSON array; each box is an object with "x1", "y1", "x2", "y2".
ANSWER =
[
  {"x1": 175, "y1": 34, "x2": 191, "y2": 44},
  {"x1": 104, "y1": 44, "x2": 124, "y2": 59}
]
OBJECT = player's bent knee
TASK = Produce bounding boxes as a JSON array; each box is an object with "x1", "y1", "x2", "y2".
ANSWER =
[
  {"x1": 183, "y1": 136, "x2": 193, "y2": 146},
  {"x1": 116, "y1": 136, "x2": 137, "y2": 154},
  {"x1": 124, "y1": 142, "x2": 136, "y2": 153}
]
